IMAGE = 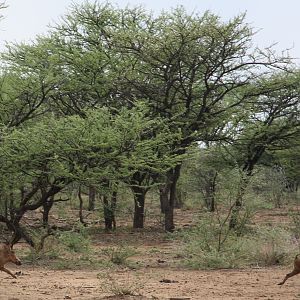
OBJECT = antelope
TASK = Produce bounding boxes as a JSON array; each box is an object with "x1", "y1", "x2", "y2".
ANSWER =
[
  {"x1": 278, "y1": 254, "x2": 300, "y2": 285},
  {"x1": 0, "y1": 243, "x2": 22, "y2": 279}
]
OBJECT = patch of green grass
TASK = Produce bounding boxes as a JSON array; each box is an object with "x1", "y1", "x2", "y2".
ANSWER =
[
  {"x1": 148, "y1": 247, "x2": 161, "y2": 254},
  {"x1": 51, "y1": 256, "x2": 109, "y2": 270},
  {"x1": 101, "y1": 245, "x2": 137, "y2": 266}
]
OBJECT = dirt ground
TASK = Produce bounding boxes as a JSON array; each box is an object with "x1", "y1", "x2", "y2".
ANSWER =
[
  {"x1": 1, "y1": 207, "x2": 300, "y2": 300},
  {"x1": 1, "y1": 264, "x2": 299, "y2": 300}
]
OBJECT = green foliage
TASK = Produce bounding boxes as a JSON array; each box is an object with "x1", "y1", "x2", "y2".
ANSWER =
[
  {"x1": 0, "y1": 0, "x2": 299, "y2": 243},
  {"x1": 0, "y1": 105, "x2": 173, "y2": 185},
  {"x1": 24, "y1": 235, "x2": 61, "y2": 264},
  {"x1": 289, "y1": 210, "x2": 300, "y2": 239},
  {"x1": 177, "y1": 214, "x2": 294, "y2": 269},
  {"x1": 274, "y1": 141, "x2": 300, "y2": 197},
  {"x1": 58, "y1": 230, "x2": 91, "y2": 253},
  {"x1": 21, "y1": 228, "x2": 112, "y2": 270},
  {"x1": 176, "y1": 214, "x2": 248, "y2": 269},
  {"x1": 247, "y1": 227, "x2": 292, "y2": 267},
  {"x1": 101, "y1": 245, "x2": 137, "y2": 266},
  {"x1": 0, "y1": 103, "x2": 181, "y2": 226}
]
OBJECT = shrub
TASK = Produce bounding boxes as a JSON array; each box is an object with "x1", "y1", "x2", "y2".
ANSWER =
[
  {"x1": 101, "y1": 245, "x2": 137, "y2": 266},
  {"x1": 289, "y1": 209, "x2": 300, "y2": 239},
  {"x1": 98, "y1": 272, "x2": 142, "y2": 297},
  {"x1": 246, "y1": 226, "x2": 295, "y2": 266},
  {"x1": 58, "y1": 229, "x2": 91, "y2": 253},
  {"x1": 177, "y1": 213, "x2": 295, "y2": 269}
]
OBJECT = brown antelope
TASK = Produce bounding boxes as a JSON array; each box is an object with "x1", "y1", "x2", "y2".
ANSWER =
[
  {"x1": 278, "y1": 254, "x2": 300, "y2": 285},
  {"x1": 0, "y1": 243, "x2": 22, "y2": 279}
]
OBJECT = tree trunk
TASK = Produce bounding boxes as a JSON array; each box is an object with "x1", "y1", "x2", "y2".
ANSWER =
[
  {"x1": 203, "y1": 171, "x2": 218, "y2": 212},
  {"x1": 3, "y1": 195, "x2": 8, "y2": 219},
  {"x1": 159, "y1": 186, "x2": 168, "y2": 214},
  {"x1": 103, "y1": 195, "x2": 111, "y2": 230},
  {"x1": 103, "y1": 191, "x2": 117, "y2": 231},
  {"x1": 132, "y1": 187, "x2": 146, "y2": 229},
  {"x1": 174, "y1": 188, "x2": 184, "y2": 209},
  {"x1": 164, "y1": 201, "x2": 175, "y2": 232},
  {"x1": 10, "y1": 223, "x2": 35, "y2": 247},
  {"x1": 78, "y1": 186, "x2": 87, "y2": 226},
  {"x1": 11, "y1": 183, "x2": 62, "y2": 247},
  {"x1": 8, "y1": 188, "x2": 14, "y2": 218},
  {"x1": 130, "y1": 172, "x2": 150, "y2": 229},
  {"x1": 160, "y1": 165, "x2": 181, "y2": 232},
  {"x1": 229, "y1": 173, "x2": 250, "y2": 230},
  {"x1": 110, "y1": 191, "x2": 117, "y2": 230},
  {"x1": 42, "y1": 196, "x2": 54, "y2": 227},
  {"x1": 88, "y1": 186, "x2": 96, "y2": 211}
]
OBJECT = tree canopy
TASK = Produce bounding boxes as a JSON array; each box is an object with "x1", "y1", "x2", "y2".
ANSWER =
[{"x1": 0, "y1": 2, "x2": 299, "y2": 240}]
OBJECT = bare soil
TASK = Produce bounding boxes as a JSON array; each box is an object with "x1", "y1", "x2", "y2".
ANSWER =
[
  {"x1": 1, "y1": 264, "x2": 299, "y2": 300},
  {"x1": 1, "y1": 207, "x2": 300, "y2": 300}
]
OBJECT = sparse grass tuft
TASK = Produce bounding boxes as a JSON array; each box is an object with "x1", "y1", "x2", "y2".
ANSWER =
[
  {"x1": 101, "y1": 245, "x2": 137, "y2": 266},
  {"x1": 58, "y1": 230, "x2": 91, "y2": 253},
  {"x1": 98, "y1": 272, "x2": 143, "y2": 297}
]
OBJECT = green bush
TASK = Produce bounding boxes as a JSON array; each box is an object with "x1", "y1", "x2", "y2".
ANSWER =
[
  {"x1": 289, "y1": 210, "x2": 300, "y2": 239},
  {"x1": 58, "y1": 230, "x2": 91, "y2": 253},
  {"x1": 23, "y1": 230, "x2": 91, "y2": 264},
  {"x1": 23, "y1": 234, "x2": 62, "y2": 265},
  {"x1": 177, "y1": 213, "x2": 295, "y2": 269},
  {"x1": 101, "y1": 245, "x2": 137, "y2": 266},
  {"x1": 246, "y1": 227, "x2": 293, "y2": 266}
]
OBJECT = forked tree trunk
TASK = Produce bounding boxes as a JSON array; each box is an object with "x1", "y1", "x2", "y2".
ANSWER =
[
  {"x1": 10, "y1": 223, "x2": 35, "y2": 247},
  {"x1": 229, "y1": 146, "x2": 266, "y2": 230},
  {"x1": 12, "y1": 184, "x2": 62, "y2": 247},
  {"x1": 160, "y1": 165, "x2": 181, "y2": 232}
]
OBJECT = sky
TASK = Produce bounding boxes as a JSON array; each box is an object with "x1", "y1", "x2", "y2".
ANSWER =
[{"x1": 0, "y1": 0, "x2": 300, "y2": 61}]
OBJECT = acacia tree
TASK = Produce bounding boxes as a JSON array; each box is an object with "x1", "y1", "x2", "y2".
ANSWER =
[
  {"x1": 0, "y1": 104, "x2": 180, "y2": 245},
  {"x1": 179, "y1": 145, "x2": 227, "y2": 212},
  {"x1": 0, "y1": 3, "x2": 176, "y2": 229},
  {"x1": 226, "y1": 72, "x2": 300, "y2": 229},
  {"x1": 1, "y1": 3, "x2": 293, "y2": 232},
  {"x1": 107, "y1": 8, "x2": 292, "y2": 231},
  {"x1": 274, "y1": 139, "x2": 300, "y2": 193}
]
